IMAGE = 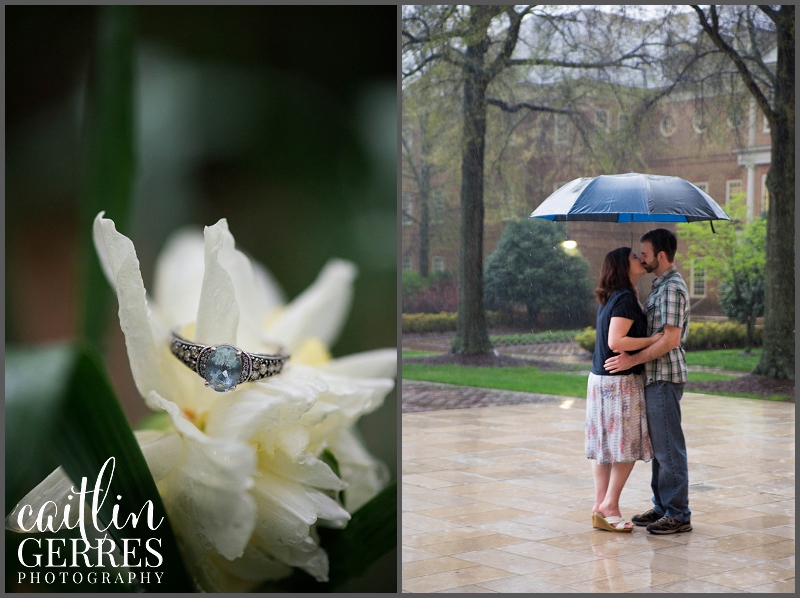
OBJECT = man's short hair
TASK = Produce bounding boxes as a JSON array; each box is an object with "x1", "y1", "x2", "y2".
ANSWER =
[{"x1": 641, "y1": 228, "x2": 677, "y2": 262}]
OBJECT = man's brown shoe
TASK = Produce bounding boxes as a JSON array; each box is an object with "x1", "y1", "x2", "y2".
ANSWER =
[{"x1": 631, "y1": 509, "x2": 661, "y2": 526}]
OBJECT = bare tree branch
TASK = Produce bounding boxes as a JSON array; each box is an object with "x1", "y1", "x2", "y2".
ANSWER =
[
  {"x1": 757, "y1": 5, "x2": 780, "y2": 23},
  {"x1": 486, "y1": 98, "x2": 573, "y2": 115},
  {"x1": 691, "y1": 5, "x2": 775, "y2": 127}
]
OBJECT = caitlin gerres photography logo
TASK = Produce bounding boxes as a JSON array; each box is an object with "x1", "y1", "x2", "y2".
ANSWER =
[{"x1": 9, "y1": 458, "x2": 165, "y2": 587}]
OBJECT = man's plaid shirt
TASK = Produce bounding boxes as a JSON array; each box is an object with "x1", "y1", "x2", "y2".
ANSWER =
[{"x1": 644, "y1": 266, "x2": 690, "y2": 384}]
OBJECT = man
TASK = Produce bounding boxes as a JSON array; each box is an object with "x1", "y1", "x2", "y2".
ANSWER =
[{"x1": 604, "y1": 228, "x2": 691, "y2": 534}]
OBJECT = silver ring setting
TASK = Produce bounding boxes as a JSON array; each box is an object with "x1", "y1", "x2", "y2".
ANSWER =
[{"x1": 170, "y1": 331, "x2": 289, "y2": 392}]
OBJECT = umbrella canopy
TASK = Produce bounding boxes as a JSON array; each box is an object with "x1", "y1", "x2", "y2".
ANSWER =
[{"x1": 530, "y1": 173, "x2": 731, "y2": 223}]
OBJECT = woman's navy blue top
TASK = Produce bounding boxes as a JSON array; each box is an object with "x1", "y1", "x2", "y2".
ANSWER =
[{"x1": 591, "y1": 288, "x2": 647, "y2": 376}]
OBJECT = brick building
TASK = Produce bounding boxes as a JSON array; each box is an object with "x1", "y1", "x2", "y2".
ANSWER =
[{"x1": 402, "y1": 77, "x2": 772, "y2": 321}]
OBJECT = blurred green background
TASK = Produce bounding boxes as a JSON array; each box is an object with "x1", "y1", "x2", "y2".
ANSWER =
[{"x1": 6, "y1": 5, "x2": 397, "y2": 592}]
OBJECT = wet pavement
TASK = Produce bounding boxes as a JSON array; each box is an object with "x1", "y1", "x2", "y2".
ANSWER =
[{"x1": 402, "y1": 389, "x2": 795, "y2": 593}]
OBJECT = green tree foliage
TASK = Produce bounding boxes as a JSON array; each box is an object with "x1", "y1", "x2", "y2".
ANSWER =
[
  {"x1": 719, "y1": 215, "x2": 766, "y2": 353},
  {"x1": 676, "y1": 192, "x2": 748, "y2": 283},
  {"x1": 484, "y1": 218, "x2": 593, "y2": 328}
]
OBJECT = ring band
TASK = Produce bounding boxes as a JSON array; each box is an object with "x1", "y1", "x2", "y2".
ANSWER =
[{"x1": 170, "y1": 331, "x2": 289, "y2": 392}]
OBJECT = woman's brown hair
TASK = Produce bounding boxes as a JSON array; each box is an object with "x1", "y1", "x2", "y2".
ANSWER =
[{"x1": 595, "y1": 247, "x2": 636, "y2": 306}]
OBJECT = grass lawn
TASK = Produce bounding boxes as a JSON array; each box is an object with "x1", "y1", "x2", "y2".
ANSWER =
[
  {"x1": 402, "y1": 350, "x2": 439, "y2": 358},
  {"x1": 684, "y1": 349, "x2": 761, "y2": 372},
  {"x1": 403, "y1": 364, "x2": 742, "y2": 399},
  {"x1": 402, "y1": 363, "x2": 589, "y2": 397}
]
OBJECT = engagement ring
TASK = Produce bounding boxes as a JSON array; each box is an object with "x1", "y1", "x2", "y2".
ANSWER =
[{"x1": 170, "y1": 331, "x2": 289, "y2": 392}]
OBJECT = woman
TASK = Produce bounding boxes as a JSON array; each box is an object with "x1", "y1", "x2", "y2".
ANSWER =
[{"x1": 587, "y1": 247, "x2": 661, "y2": 532}]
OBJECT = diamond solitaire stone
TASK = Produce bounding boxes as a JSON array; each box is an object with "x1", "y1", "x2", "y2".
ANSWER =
[{"x1": 204, "y1": 345, "x2": 242, "y2": 392}]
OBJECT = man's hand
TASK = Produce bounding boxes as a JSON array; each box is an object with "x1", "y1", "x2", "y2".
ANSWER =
[{"x1": 605, "y1": 351, "x2": 636, "y2": 373}]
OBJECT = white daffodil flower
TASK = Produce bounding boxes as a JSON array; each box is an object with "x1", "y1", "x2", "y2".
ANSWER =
[{"x1": 9, "y1": 213, "x2": 396, "y2": 592}]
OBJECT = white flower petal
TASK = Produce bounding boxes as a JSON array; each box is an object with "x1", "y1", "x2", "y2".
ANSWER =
[
  {"x1": 329, "y1": 427, "x2": 390, "y2": 512},
  {"x1": 209, "y1": 541, "x2": 293, "y2": 587},
  {"x1": 322, "y1": 348, "x2": 398, "y2": 378},
  {"x1": 93, "y1": 213, "x2": 169, "y2": 399},
  {"x1": 5, "y1": 467, "x2": 76, "y2": 533},
  {"x1": 152, "y1": 229, "x2": 206, "y2": 329},
  {"x1": 195, "y1": 219, "x2": 240, "y2": 346},
  {"x1": 264, "y1": 449, "x2": 347, "y2": 492},
  {"x1": 266, "y1": 540, "x2": 330, "y2": 582},
  {"x1": 204, "y1": 371, "x2": 325, "y2": 441},
  {"x1": 134, "y1": 429, "x2": 183, "y2": 483},
  {"x1": 148, "y1": 391, "x2": 257, "y2": 560},
  {"x1": 267, "y1": 259, "x2": 357, "y2": 352},
  {"x1": 317, "y1": 373, "x2": 395, "y2": 419},
  {"x1": 252, "y1": 475, "x2": 349, "y2": 550},
  {"x1": 250, "y1": 258, "x2": 286, "y2": 319}
]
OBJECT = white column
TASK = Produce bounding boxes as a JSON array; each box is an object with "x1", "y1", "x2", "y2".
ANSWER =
[{"x1": 748, "y1": 98, "x2": 757, "y2": 147}]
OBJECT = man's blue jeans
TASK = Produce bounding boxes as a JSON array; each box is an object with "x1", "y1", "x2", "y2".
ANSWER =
[{"x1": 644, "y1": 381, "x2": 691, "y2": 521}]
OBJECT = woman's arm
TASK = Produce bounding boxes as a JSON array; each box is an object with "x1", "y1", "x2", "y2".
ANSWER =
[{"x1": 608, "y1": 317, "x2": 663, "y2": 353}]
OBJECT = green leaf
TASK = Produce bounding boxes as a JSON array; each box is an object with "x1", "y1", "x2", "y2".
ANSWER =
[
  {"x1": 79, "y1": 5, "x2": 136, "y2": 349},
  {"x1": 255, "y1": 480, "x2": 397, "y2": 592},
  {"x1": 5, "y1": 343, "x2": 196, "y2": 592},
  {"x1": 323, "y1": 480, "x2": 397, "y2": 590}
]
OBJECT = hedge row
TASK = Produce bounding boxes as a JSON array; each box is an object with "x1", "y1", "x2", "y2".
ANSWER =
[
  {"x1": 491, "y1": 330, "x2": 580, "y2": 346},
  {"x1": 402, "y1": 311, "x2": 510, "y2": 333},
  {"x1": 575, "y1": 321, "x2": 763, "y2": 353}
]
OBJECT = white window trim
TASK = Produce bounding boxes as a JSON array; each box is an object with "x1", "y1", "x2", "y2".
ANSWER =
[
  {"x1": 402, "y1": 256, "x2": 412, "y2": 271},
  {"x1": 692, "y1": 112, "x2": 707, "y2": 134},
  {"x1": 693, "y1": 182, "x2": 709, "y2": 194},
  {"x1": 762, "y1": 113, "x2": 771, "y2": 133},
  {"x1": 726, "y1": 179, "x2": 743, "y2": 204},
  {"x1": 660, "y1": 113, "x2": 676, "y2": 137},
  {"x1": 690, "y1": 261, "x2": 706, "y2": 298},
  {"x1": 432, "y1": 256, "x2": 445, "y2": 272},
  {"x1": 761, "y1": 173, "x2": 769, "y2": 213}
]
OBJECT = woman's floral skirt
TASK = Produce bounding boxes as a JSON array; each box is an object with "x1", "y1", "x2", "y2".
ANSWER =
[{"x1": 585, "y1": 372, "x2": 653, "y2": 464}]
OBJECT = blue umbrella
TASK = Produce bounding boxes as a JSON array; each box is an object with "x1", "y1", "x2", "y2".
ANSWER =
[{"x1": 530, "y1": 173, "x2": 731, "y2": 226}]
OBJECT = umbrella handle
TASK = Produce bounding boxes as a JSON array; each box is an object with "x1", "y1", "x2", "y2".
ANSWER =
[{"x1": 710, "y1": 221, "x2": 716, "y2": 234}]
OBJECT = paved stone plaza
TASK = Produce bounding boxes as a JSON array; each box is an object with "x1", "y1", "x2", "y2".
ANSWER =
[{"x1": 402, "y1": 385, "x2": 794, "y2": 593}]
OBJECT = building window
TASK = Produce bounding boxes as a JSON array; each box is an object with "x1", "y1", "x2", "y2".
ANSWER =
[
  {"x1": 555, "y1": 113, "x2": 569, "y2": 145},
  {"x1": 660, "y1": 113, "x2": 676, "y2": 137},
  {"x1": 693, "y1": 182, "x2": 708, "y2": 194},
  {"x1": 402, "y1": 193, "x2": 414, "y2": 226},
  {"x1": 402, "y1": 256, "x2": 412, "y2": 271},
  {"x1": 432, "y1": 257, "x2": 445, "y2": 272},
  {"x1": 763, "y1": 114, "x2": 771, "y2": 134},
  {"x1": 726, "y1": 179, "x2": 743, "y2": 204},
  {"x1": 762, "y1": 173, "x2": 770, "y2": 213},
  {"x1": 692, "y1": 111, "x2": 707, "y2": 134},
  {"x1": 618, "y1": 113, "x2": 629, "y2": 129},
  {"x1": 691, "y1": 262, "x2": 706, "y2": 298},
  {"x1": 727, "y1": 105, "x2": 744, "y2": 130},
  {"x1": 432, "y1": 190, "x2": 444, "y2": 223},
  {"x1": 595, "y1": 109, "x2": 609, "y2": 131}
]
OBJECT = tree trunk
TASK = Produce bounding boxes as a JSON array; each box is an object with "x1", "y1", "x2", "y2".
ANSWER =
[
  {"x1": 744, "y1": 315, "x2": 754, "y2": 354},
  {"x1": 452, "y1": 6, "x2": 494, "y2": 355},
  {"x1": 755, "y1": 7, "x2": 795, "y2": 379},
  {"x1": 419, "y1": 159, "x2": 430, "y2": 279}
]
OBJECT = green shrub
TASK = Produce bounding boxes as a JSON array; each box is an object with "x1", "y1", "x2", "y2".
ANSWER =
[
  {"x1": 573, "y1": 321, "x2": 763, "y2": 354},
  {"x1": 685, "y1": 321, "x2": 762, "y2": 350},
  {"x1": 402, "y1": 311, "x2": 510, "y2": 333},
  {"x1": 491, "y1": 330, "x2": 581, "y2": 346},
  {"x1": 575, "y1": 327, "x2": 597, "y2": 352}
]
